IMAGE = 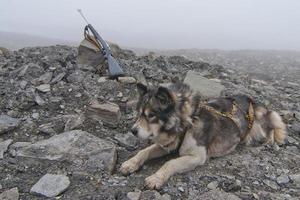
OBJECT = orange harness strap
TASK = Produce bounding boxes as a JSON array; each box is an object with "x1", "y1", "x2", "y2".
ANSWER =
[{"x1": 200, "y1": 100, "x2": 254, "y2": 132}]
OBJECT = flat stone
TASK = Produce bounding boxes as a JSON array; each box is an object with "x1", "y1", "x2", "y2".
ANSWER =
[
  {"x1": 251, "y1": 79, "x2": 267, "y2": 85},
  {"x1": 118, "y1": 76, "x2": 136, "y2": 84},
  {"x1": 127, "y1": 191, "x2": 141, "y2": 200},
  {"x1": 32, "y1": 113, "x2": 39, "y2": 119},
  {"x1": 0, "y1": 139, "x2": 13, "y2": 159},
  {"x1": 86, "y1": 101, "x2": 121, "y2": 125},
  {"x1": 36, "y1": 84, "x2": 51, "y2": 92},
  {"x1": 34, "y1": 93, "x2": 46, "y2": 106},
  {"x1": 263, "y1": 179, "x2": 279, "y2": 190},
  {"x1": 207, "y1": 181, "x2": 219, "y2": 190},
  {"x1": 38, "y1": 72, "x2": 53, "y2": 84},
  {"x1": 114, "y1": 132, "x2": 138, "y2": 150},
  {"x1": 15, "y1": 130, "x2": 117, "y2": 173},
  {"x1": 38, "y1": 123, "x2": 56, "y2": 135},
  {"x1": 276, "y1": 174, "x2": 290, "y2": 185},
  {"x1": 30, "y1": 174, "x2": 70, "y2": 197},
  {"x1": 0, "y1": 115, "x2": 20, "y2": 134},
  {"x1": 195, "y1": 190, "x2": 241, "y2": 200},
  {"x1": 97, "y1": 77, "x2": 107, "y2": 83},
  {"x1": 184, "y1": 70, "x2": 225, "y2": 98},
  {"x1": 0, "y1": 187, "x2": 19, "y2": 200},
  {"x1": 19, "y1": 80, "x2": 28, "y2": 89}
]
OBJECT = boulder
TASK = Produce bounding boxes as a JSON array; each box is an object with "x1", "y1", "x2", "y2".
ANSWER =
[
  {"x1": 14, "y1": 130, "x2": 117, "y2": 173},
  {"x1": 184, "y1": 70, "x2": 225, "y2": 98}
]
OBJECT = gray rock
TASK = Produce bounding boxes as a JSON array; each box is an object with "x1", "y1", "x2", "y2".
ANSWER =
[
  {"x1": 289, "y1": 174, "x2": 300, "y2": 184},
  {"x1": 15, "y1": 130, "x2": 117, "y2": 173},
  {"x1": 19, "y1": 80, "x2": 28, "y2": 89},
  {"x1": 207, "y1": 181, "x2": 219, "y2": 190},
  {"x1": 184, "y1": 70, "x2": 225, "y2": 98},
  {"x1": 276, "y1": 174, "x2": 290, "y2": 185},
  {"x1": 30, "y1": 174, "x2": 70, "y2": 198},
  {"x1": 114, "y1": 132, "x2": 138, "y2": 150},
  {"x1": 0, "y1": 115, "x2": 20, "y2": 134},
  {"x1": 64, "y1": 114, "x2": 85, "y2": 131},
  {"x1": 86, "y1": 101, "x2": 121, "y2": 126},
  {"x1": 118, "y1": 76, "x2": 136, "y2": 84},
  {"x1": 0, "y1": 187, "x2": 19, "y2": 200},
  {"x1": 97, "y1": 77, "x2": 107, "y2": 83},
  {"x1": 38, "y1": 72, "x2": 53, "y2": 84},
  {"x1": 127, "y1": 191, "x2": 141, "y2": 200},
  {"x1": 195, "y1": 190, "x2": 241, "y2": 200},
  {"x1": 50, "y1": 72, "x2": 66, "y2": 84},
  {"x1": 291, "y1": 122, "x2": 300, "y2": 133},
  {"x1": 17, "y1": 63, "x2": 41, "y2": 77},
  {"x1": 263, "y1": 179, "x2": 279, "y2": 190},
  {"x1": 139, "y1": 190, "x2": 170, "y2": 200},
  {"x1": 34, "y1": 93, "x2": 46, "y2": 106},
  {"x1": 286, "y1": 136, "x2": 299, "y2": 145},
  {"x1": 178, "y1": 186, "x2": 184, "y2": 192},
  {"x1": 294, "y1": 111, "x2": 300, "y2": 121},
  {"x1": 38, "y1": 123, "x2": 56, "y2": 135},
  {"x1": 36, "y1": 84, "x2": 51, "y2": 92},
  {"x1": 0, "y1": 139, "x2": 13, "y2": 159},
  {"x1": 67, "y1": 70, "x2": 86, "y2": 83},
  {"x1": 32, "y1": 113, "x2": 39, "y2": 119}
]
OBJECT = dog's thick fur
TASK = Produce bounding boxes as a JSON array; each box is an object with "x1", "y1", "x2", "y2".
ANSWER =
[{"x1": 120, "y1": 81, "x2": 286, "y2": 189}]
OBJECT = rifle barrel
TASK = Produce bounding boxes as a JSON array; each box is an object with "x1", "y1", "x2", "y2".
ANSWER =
[{"x1": 77, "y1": 9, "x2": 89, "y2": 24}]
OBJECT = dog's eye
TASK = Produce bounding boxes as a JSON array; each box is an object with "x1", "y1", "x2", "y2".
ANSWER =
[{"x1": 148, "y1": 113, "x2": 155, "y2": 119}]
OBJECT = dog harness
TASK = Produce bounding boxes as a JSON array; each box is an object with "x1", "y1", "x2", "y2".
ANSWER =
[{"x1": 199, "y1": 100, "x2": 254, "y2": 133}]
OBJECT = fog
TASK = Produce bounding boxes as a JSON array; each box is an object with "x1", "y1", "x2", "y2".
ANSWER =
[{"x1": 1, "y1": 0, "x2": 300, "y2": 50}]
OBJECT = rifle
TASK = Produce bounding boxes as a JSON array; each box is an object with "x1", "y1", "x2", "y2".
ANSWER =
[{"x1": 77, "y1": 9, "x2": 124, "y2": 78}]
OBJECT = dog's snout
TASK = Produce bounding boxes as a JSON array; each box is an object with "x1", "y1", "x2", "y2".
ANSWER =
[{"x1": 131, "y1": 127, "x2": 138, "y2": 136}]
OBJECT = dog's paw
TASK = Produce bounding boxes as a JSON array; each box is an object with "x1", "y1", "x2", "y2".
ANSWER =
[
  {"x1": 120, "y1": 159, "x2": 139, "y2": 175},
  {"x1": 145, "y1": 174, "x2": 165, "y2": 190}
]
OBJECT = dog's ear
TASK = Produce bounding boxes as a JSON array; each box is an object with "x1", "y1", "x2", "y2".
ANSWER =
[
  {"x1": 155, "y1": 86, "x2": 175, "y2": 109},
  {"x1": 137, "y1": 83, "x2": 148, "y2": 96}
]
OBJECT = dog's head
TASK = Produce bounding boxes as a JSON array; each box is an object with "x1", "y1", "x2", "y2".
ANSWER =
[{"x1": 131, "y1": 83, "x2": 180, "y2": 145}]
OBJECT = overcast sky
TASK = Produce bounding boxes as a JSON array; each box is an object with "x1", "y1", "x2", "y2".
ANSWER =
[{"x1": 1, "y1": 0, "x2": 300, "y2": 50}]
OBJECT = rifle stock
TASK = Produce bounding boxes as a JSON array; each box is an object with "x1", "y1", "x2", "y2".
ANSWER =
[
  {"x1": 86, "y1": 24, "x2": 124, "y2": 78},
  {"x1": 107, "y1": 54, "x2": 125, "y2": 78}
]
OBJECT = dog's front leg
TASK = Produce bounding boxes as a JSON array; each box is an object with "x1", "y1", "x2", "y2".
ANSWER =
[
  {"x1": 145, "y1": 147, "x2": 206, "y2": 189},
  {"x1": 120, "y1": 144, "x2": 168, "y2": 175}
]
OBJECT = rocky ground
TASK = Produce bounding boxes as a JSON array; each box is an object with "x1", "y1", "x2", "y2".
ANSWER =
[{"x1": 0, "y1": 45, "x2": 299, "y2": 200}]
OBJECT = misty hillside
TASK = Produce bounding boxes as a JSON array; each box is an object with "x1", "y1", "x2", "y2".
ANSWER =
[
  {"x1": 130, "y1": 48, "x2": 300, "y2": 83},
  {"x1": 0, "y1": 31, "x2": 76, "y2": 50}
]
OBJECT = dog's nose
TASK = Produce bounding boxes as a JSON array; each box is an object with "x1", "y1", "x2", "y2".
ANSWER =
[{"x1": 131, "y1": 128, "x2": 138, "y2": 136}]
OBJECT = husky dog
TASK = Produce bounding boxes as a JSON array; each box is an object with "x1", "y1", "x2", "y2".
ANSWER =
[{"x1": 120, "y1": 81, "x2": 286, "y2": 189}]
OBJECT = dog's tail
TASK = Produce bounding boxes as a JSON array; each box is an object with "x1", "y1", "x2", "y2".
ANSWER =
[
  {"x1": 268, "y1": 111, "x2": 287, "y2": 144},
  {"x1": 245, "y1": 106, "x2": 287, "y2": 145}
]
